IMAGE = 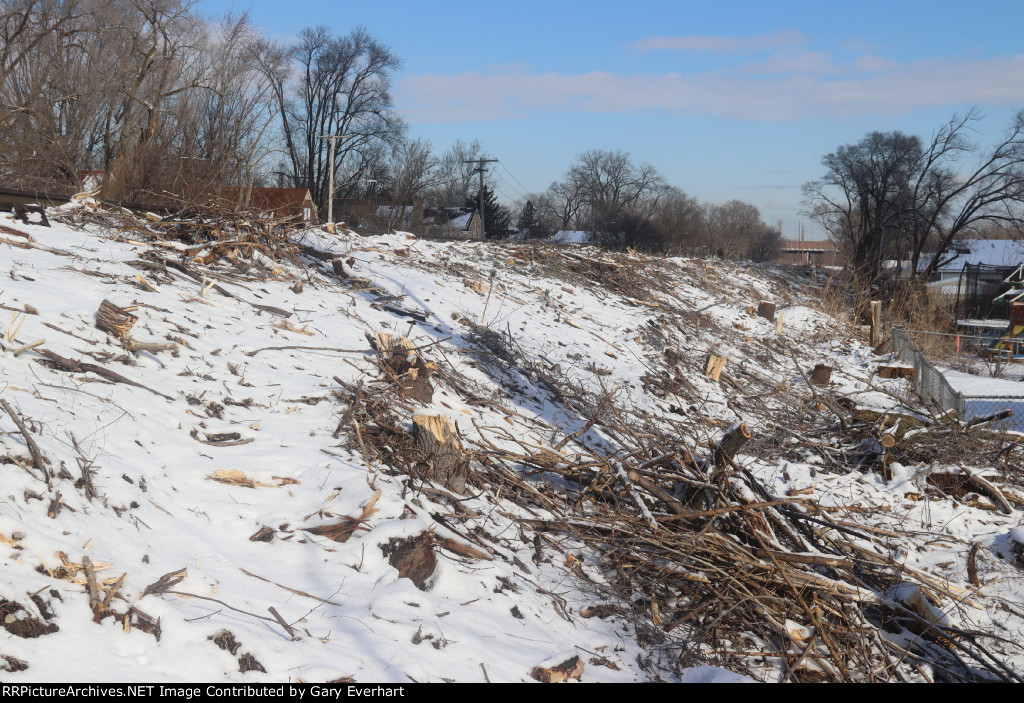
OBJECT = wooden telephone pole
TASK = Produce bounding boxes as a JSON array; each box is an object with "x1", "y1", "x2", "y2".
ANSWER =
[
  {"x1": 317, "y1": 134, "x2": 350, "y2": 225},
  {"x1": 463, "y1": 158, "x2": 498, "y2": 238}
]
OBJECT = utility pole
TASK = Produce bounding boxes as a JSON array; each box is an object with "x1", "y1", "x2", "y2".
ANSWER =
[
  {"x1": 317, "y1": 134, "x2": 350, "y2": 225},
  {"x1": 464, "y1": 158, "x2": 498, "y2": 238}
]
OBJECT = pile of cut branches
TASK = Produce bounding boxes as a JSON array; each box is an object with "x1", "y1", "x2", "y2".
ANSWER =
[
  {"x1": 50, "y1": 196, "x2": 304, "y2": 271},
  {"x1": 469, "y1": 417, "x2": 1022, "y2": 683}
]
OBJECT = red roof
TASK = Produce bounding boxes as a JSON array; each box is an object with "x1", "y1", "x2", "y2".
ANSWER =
[{"x1": 220, "y1": 188, "x2": 314, "y2": 218}]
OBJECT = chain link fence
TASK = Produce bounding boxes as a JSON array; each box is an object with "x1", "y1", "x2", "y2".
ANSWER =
[
  {"x1": 891, "y1": 327, "x2": 1024, "y2": 432},
  {"x1": 891, "y1": 328, "x2": 967, "y2": 418}
]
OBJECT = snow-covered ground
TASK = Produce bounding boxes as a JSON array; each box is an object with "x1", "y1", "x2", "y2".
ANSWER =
[{"x1": 1, "y1": 200, "x2": 1023, "y2": 682}]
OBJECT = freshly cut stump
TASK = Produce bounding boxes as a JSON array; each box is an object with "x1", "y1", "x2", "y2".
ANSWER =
[
  {"x1": 757, "y1": 301, "x2": 776, "y2": 322},
  {"x1": 811, "y1": 363, "x2": 833, "y2": 386},
  {"x1": 412, "y1": 412, "x2": 469, "y2": 493},
  {"x1": 372, "y1": 331, "x2": 434, "y2": 404}
]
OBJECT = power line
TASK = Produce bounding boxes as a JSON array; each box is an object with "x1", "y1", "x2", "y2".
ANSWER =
[
  {"x1": 497, "y1": 160, "x2": 532, "y2": 198},
  {"x1": 491, "y1": 176, "x2": 524, "y2": 204},
  {"x1": 493, "y1": 167, "x2": 528, "y2": 199}
]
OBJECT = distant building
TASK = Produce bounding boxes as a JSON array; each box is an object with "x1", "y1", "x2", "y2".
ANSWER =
[
  {"x1": 375, "y1": 204, "x2": 483, "y2": 239},
  {"x1": 221, "y1": 187, "x2": 317, "y2": 224},
  {"x1": 78, "y1": 170, "x2": 105, "y2": 192},
  {"x1": 428, "y1": 207, "x2": 481, "y2": 239}
]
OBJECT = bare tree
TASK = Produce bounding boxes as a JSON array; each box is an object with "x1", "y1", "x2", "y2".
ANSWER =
[
  {"x1": 0, "y1": 0, "x2": 89, "y2": 188},
  {"x1": 426, "y1": 139, "x2": 486, "y2": 208},
  {"x1": 803, "y1": 109, "x2": 1024, "y2": 283},
  {"x1": 540, "y1": 149, "x2": 667, "y2": 242},
  {"x1": 541, "y1": 177, "x2": 587, "y2": 232},
  {"x1": 701, "y1": 199, "x2": 764, "y2": 259},
  {"x1": 379, "y1": 137, "x2": 437, "y2": 230},
  {"x1": 277, "y1": 25, "x2": 404, "y2": 213},
  {"x1": 648, "y1": 186, "x2": 703, "y2": 254},
  {"x1": 802, "y1": 130, "x2": 921, "y2": 281}
]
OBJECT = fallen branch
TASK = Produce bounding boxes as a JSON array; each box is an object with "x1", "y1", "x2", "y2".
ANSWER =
[
  {"x1": 0, "y1": 398, "x2": 50, "y2": 487},
  {"x1": 34, "y1": 348, "x2": 174, "y2": 401}
]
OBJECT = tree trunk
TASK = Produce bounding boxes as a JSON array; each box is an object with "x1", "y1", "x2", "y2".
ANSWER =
[
  {"x1": 877, "y1": 364, "x2": 913, "y2": 380},
  {"x1": 870, "y1": 300, "x2": 882, "y2": 346},
  {"x1": 712, "y1": 422, "x2": 752, "y2": 473},
  {"x1": 370, "y1": 331, "x2": 434, "y2": 404}
]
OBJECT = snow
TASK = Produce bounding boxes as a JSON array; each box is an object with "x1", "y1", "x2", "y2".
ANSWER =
[
  {"x1": 942, "y1": 369, "x2": 1024, "y2": 396},
  {"x1": 1, "y1": 202, "x2": 1023, "y2": 682},
  {"x1": 921, "y1": 238, "x2": 1024, "y2": 274}
]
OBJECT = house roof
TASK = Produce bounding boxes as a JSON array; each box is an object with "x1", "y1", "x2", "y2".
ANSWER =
[
  {"x1": 551, "y1": 230, "x2": 590, "y2": 244},
  {"x1": 447, "y1": 210, "x2": 474, "y2": 229},
  {"x1": 221, "y1": 188, "x2": 313, "y2": 217},
  {"x1": 918, "y1": 239, "x2": 1024, "y2": 272}
]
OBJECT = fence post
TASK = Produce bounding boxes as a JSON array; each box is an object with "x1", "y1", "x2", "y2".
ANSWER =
[{"x1": 870, "y1": 300, "x2": 882, "y2": 347}]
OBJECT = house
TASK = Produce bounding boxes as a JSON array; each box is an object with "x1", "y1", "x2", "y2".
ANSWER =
[
  {"x1": 426, "y1": 207, "x2": 481, "y2": 240},
  {"x1": 917, "y1": 239, "x2": 1024, "y2": 320},
  {"x1": 374, "y1": 204, "x2": 483, "y2": 240},
  {"x1": 918, "y1": 239, "x2": 1024, "y2": 281},
  {"x1": 551, "y1": 230, "x2": 591, "y2": 245},
  {"x1": 220, "y1": 187, "x2": 317, "y2": 224},
  {"x1": 78, "y1": 170, "x2": 105, "y2": 192}
]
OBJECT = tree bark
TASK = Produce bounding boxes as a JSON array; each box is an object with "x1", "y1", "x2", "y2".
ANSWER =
[
  {"x1": 811, "y1": 364, "x2": 833, "y2": 386},
  {"x1": 371, "y1": 331, "x2": 434, "y2": 404},
  {"x1": 95, "y1": 299, "x2": 137, "y2": 341},
  {"x1": 412, "y1": 412, "x2": 469, "y2": 494},
  {"x1": 712, "y1": 422, "x2": 752, "y2": 473},
  {"x1": 877, "y1": 364, "x2": 913, "y2": 380},
  {"x1": 870, "y1": 300, "x2": 882, "y2": 346}
]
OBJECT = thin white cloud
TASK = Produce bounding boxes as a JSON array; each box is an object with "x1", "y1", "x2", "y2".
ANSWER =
[
  {"x1": 630, "y1": 29, "x2": 806, "y2": 53},
  {"x1": 852, "y1": 54, "x2": 899, "y2": 73},
  {"x1": 396, "y1": 54, "x2": 1024, "y2": 123},
  {"x1": 743, "y1": 48, "x2": 847, "y2": 76},
  {"x1": 816, "y1": 55, "x2": 1024, "y2": 112}
]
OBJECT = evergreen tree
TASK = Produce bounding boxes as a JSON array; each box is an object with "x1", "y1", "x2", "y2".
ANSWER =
[
  {"x1": 466, "y1": 186, "x2": 511, "y2": 238},
  {"x1": 516, "y1": 200, "x2": 541, "y2": 237}
]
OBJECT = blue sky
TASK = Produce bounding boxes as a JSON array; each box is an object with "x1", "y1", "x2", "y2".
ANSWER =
[{"x1": 201, "y1": 0, "x2": 1024, "y2": 238}]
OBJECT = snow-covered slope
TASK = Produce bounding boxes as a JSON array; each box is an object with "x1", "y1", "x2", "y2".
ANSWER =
[{"x1": 1, "y1": 201, "x2": 1022, "y2": 683}]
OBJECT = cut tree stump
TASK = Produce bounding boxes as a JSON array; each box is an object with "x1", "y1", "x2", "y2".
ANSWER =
[
  {"x1": 877, "y1": 364, "x2": 914, "y2": 380},
  {"x1": 870, "y1": 300, "x2": 883, "y2": 346},
  {"x1": 880, "y1": 419, "x2": 901, "y2": 449},
  {"x1": 412, "y1": 412, "x2": 469, "y2": 494},
  {"x1": 811, "y1": 363, "x2": 833, "y2": 386},
  {"x1": 370, "y1": 331, "x2": 434, "y2": 404},
  {"x1": 712, "y1": 422, "x2": 752, "y2": 473},
  {"x1": 757, "y1": 301, "x2": 776, "y2": 322},
  {"x1": 705, "y1": 354, "x2": 727, "y2": 382},
  {"x1": 95, "y1": 299, "x2": 137, "y2": 341},
  {"x1": 95, "y1": 299, "x2": 177, "y2": 354}
]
